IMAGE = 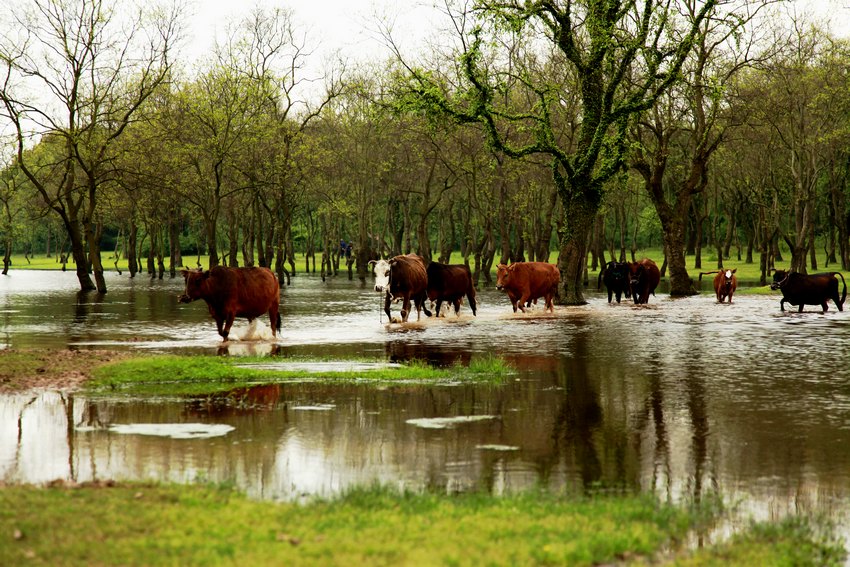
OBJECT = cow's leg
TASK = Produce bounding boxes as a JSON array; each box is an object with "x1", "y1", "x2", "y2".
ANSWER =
[
  {"x1": 779, "y1": 299, "x2": 786, "y2": 312},
  {"x1": 467, "y1": 291, "x2": 477, "y2": 316},
  {"x1": 419, "y1": 293, "x2": 432, "y2": 318},
  {"x1": 517, "y1": 293, "x2": 530, "y2": 313},
  {"x1": 798, "y1": 304, "x2": 804, "y2": 313},
  {"x1": 269, "y1": 303, "x2": 281, "y2": 337},
  {"x1": 221, "y1": 313, "x2": 236, "y2": 340},
  {"x1": 384, "y1": 293, "x2": 393, "y2": 321},
  {"x1": 434, "y1": 299, "x2": 444, "y2": 318},
  {"x1": 400, "y1": 296, "x2": 411, "y2": 322},
  {"x1": 822, "y1": 302, "x2": 829, "y2": 313},
  {"x1": 215, "y1": 316, "x2": 226, "y2": 339},
  {"x1": 608, "y1": 289, "x2": 613, "y2": 303}
]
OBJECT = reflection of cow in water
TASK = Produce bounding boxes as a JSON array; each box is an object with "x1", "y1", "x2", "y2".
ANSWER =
[
  {"x1": 628, "y1": 259, "x2": 660, "y2": 305},
  {"x1": 598, "y1": 261, "x2": 631, "y2": 304},
  {"x1": 496, "y1": 262, "x2": 560, "y2": 313},
  {"x1": 179, "y1": 266, "x2": 281, "y2": 341},
  {"x1": 426, "y1": 261, "x2": 477, "y2": 317},
  {"x1": 699, "y1": 269, "x2": 737, "y2": 303},
  {"x1": 370, "y1": 254, "x2": 431, "y2": 323}
]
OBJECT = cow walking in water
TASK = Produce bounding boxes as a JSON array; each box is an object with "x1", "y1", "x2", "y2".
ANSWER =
[
  {"x1": 770, "y1": 270, "x2": 847, "y2": 313},
  {"x1": 598, "y1": 261, "x2": 631, "y2": 303},
  {"x1": 179, "y1": 266, "x2": 281, "y2": 341},
  {"x1": 628, "y1": 258, "x2": 660, "y2": 304},
  {"x1": 426, "y1": 261, "x2": 477, "y2": 317},
  {"x1": 699, "y1": 269, "x2": 737, "y2": 303},
  {"x1": 496, "y1": 262, "x2": 560, "y2": 313},
  {"x1": 370, "y1": 254, "x2": 431, "y2": 323}
]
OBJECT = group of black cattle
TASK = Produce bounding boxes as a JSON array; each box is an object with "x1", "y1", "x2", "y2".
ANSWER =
[
  {"x1": 598, "y1": 260, "x2": 848, "y2": 313},
  {"x1": 596, "y1": 258, "x2": 662, "y2": 305}
]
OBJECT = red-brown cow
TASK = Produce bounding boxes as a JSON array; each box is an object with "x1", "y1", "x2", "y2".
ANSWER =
[
  {"x1": 699, "y1": 269, "x2": 738, "y2": 303},
  {"x1": 426, "y1": 261, "x2": 477, "y2": 317},
  {"x1": 628, "y1": 258, "x2": 661, "y2": 304},
  {"x1": 495, "y1": 262, "x2": 560, "y2": 313},
  {"x1": 370, "y1": 254, "x2": 431, "y2": 323},
  {"x1": 179, "y1": 266, "x2": 281, "y2": 341}
]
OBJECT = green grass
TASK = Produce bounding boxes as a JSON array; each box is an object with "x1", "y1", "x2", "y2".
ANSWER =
[
  {"x1": 87, "y1": 354, "x2": 514, "y2": 396},
  {"x1": 8, "y1": 245, "x2": 848, "y2": 283},
  {"x1": 0, "y1": 483, "x2": 842, "y2": 566}
]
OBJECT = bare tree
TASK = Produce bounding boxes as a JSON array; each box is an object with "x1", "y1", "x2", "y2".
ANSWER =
[{"x1": 0, "y1": 0, "x2": 180, "y2": 292}]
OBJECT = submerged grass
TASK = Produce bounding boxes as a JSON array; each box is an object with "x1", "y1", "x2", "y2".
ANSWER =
[
  {"x1": 87, "y1": 354, "x2": 514, "y2": 396},
  {"x1": 0, "y1": 483, "x2": 842, "y2": 566}
]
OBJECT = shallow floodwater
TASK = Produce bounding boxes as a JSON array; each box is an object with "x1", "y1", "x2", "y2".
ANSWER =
[{"x1": 2, "y1": 270, "x2": 850, "y2": 540}]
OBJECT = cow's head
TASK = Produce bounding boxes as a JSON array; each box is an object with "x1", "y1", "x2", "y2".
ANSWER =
[
  {"x1": 495, "y1": 264, "x2": 511, "y2": 291},
  {"x1": 628, "y1": 262, "x2": 645, "y2": 288},
  {"x1": 609, "y1": 262, "x2": 628, "y2": 282},
  {"x1": 370, "y1": 259, "x2": 392, "y2": 293},
  {"x1": 179, "y1": 268, "x2": 207, "y2": 303},
  {"x1": 723, "y1": 269, "x2": 737, "y2": 289},
  {"x1": 770, "y1": 269, "x2": 790, "y2": 290}
]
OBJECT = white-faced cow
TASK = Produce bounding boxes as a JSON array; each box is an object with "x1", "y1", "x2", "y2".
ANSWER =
[
  {"x1": 426, "y1": 261, "x2": 477, "y2": 317},
  {"x1": 179, "y1": 266, "x2": 281, "y2": 341},
  {"x1": 699, "y1": 269, "x2": 738, "y2": 303},
  {"x1": 770, "y1": 270, "x2": 847, "y2": 313},
  {"x1": 370, "y1": 254, "x2": 431, "y2": 323},
  {"x1": 495, "y1": 262, "x2": 560, "y2": 313}
]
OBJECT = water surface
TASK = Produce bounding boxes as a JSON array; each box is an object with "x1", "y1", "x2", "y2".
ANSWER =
[{"x1": 1, "y1": 269, "x2": 848, "y2": 537}]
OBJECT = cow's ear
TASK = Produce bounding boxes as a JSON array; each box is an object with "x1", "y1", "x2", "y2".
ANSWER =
[{"x1": 731, "y1": 268, "x2": 737, "y2": 274}]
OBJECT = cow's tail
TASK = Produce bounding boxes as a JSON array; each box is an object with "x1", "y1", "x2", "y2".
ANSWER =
[
  {"x1": 276, "y1": 311, "x2": 282, "y2": 333},
  {"x1": 698, "y1": 271, "x2": 719, "y2": 282},
  {"x1": 836, "y1": 272, "x2": 847, "y2": 308}
]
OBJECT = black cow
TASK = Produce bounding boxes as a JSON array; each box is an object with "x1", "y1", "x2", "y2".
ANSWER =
[
  {"x1": 770, "y1": 270, "x2": 847, "y2": 313},
  {"x1": 628, "y1": 258, "x2": 661, "y2": 305},
  {"x1": 426, "y1": 261, "x2": 477, "y2": 317},
  {"x1": 598, "y1": 261, "x2": 632, "y2": 303}
]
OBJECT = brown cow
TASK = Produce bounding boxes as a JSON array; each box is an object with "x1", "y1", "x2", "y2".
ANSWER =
[
  {"x1": 699, "y1": 269, "x2": 737, "y2": 303},
  {"x1": 426, "y1": 261, "x2": 477, "y2": 317},
  {"x1": 495, "y1": 262, "x2": 560, "y2": 313},
  {"x1": 628, "y1": 258, "x2": 660, "y2": 304},
  {"x1": 370, "y1": 254, "x2": 431, "y2": 323},
  {"x1": 179, "y1": 266, "x2": 281, "y2": 341}
]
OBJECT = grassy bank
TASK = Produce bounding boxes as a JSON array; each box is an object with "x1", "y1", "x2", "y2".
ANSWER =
[
  {"x1": 0, "y1": 484, "x2": 842, "y2": 566},
  {"x1": 7, "y1": 247, "x2": 846, "y2": 284},
  {"x1": 87, "y1": 354, "x2": 513, "y2": 396}
]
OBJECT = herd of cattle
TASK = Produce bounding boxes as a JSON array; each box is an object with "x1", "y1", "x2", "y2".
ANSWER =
[
  {"x1": 177, "y1": 256, "x2": 849, "y2": 340},
  {"x1": 368, "y1": 254, "x2": 560, "y2": 323}
]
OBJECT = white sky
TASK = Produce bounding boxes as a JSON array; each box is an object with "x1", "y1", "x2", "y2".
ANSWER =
[
  {"x1": 180, "y1": 0, "x2": 850, "y2": 73},
  {"x1": 182, "y1": 0, "x2": 440, "y2": 72}
]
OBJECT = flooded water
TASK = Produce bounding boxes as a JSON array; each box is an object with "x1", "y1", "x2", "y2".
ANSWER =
[{"x1": 2, "y1": 269, "x2": 850, "y2": 540}]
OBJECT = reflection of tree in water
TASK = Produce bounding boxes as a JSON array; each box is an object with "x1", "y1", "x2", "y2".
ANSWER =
[
  {"x1": 685, "y1": 368, "x2": 714, "y2": 505},
  {"x1": 540, "y1": 330, "x2": 604, "y2": 490},
  {"x1": 633, "y1": 347, "x2": 673, "y2": 500}
]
